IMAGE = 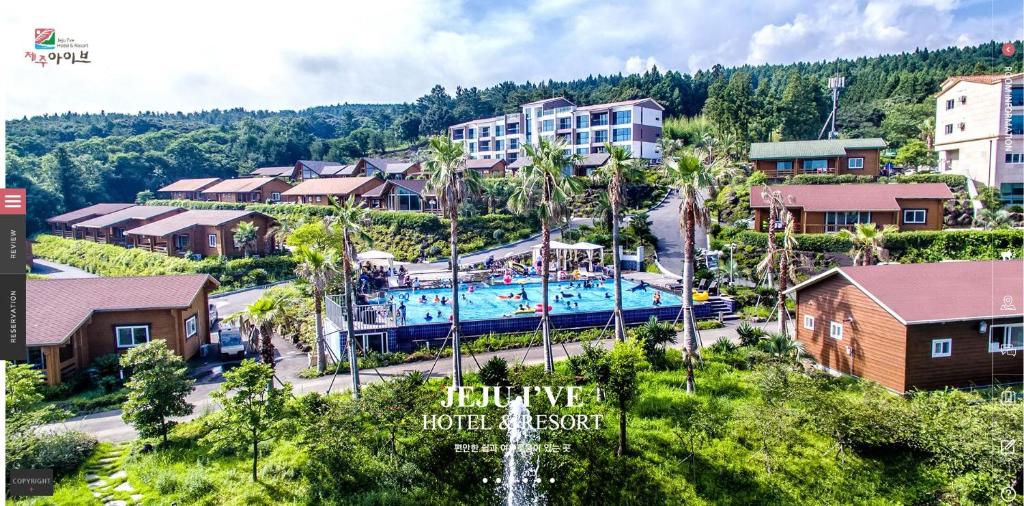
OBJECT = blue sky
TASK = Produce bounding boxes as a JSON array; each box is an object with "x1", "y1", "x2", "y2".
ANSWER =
[{"x1": 4, "y1": 0, "x2": 1023, "y2": 118}]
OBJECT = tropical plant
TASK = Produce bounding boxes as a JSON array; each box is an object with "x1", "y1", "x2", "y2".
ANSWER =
[
  {"x1": 292, "y1": 243, "x2": 339, "y2": 374},
  {"x1": 508, "y1": 137, "x2": 584, "y2": 373},
  {"x1": 664, "y1": 149, "x2": 720, "y2": 393},
  {"x1": 327, "y1": 195, "x2": 372, "y2": 398},
  {"x1": 235, "y1": 296, "x2": 281, "y2": 368},
  {"x1": 232, "y1": 221, "x2": 259, "y2": 257},
  {"x1": 974, "y1": 208, "x2": 1014, "y2": 229},
  {"x1": 204, "y1": 359, "x2": 290, "y2": 481},
  {"x1": 757, "y1": 333, "x2": 805, "y2": 364},
  {"x1": 841, "y1": 223, "x2": 897, "y2": 266},
  {"x1": 593, "y1": 143, "x2": 643, "y2": 341},
  {"x1": 119, "y1": 340, "x2": 195, "y2": 444},
  {"x1": 423, "y1": 134, "x2": 482, "y2": 386},
  {"x1": 632, "y1": 315, "x2": 677, "y2": 365},
  {"x1": 756, "y1": 188, "x2": 800, "y2": 335}
]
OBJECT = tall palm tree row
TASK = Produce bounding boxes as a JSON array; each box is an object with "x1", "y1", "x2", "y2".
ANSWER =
[
  {"x1": 508, "y1": 137, "x2": 584, "y2": 373},
  {"x1": 422, "y1": 135, "x2": 482, "y2": 387},
  {"x1": 594, "y1": 143, "x2": 642, "y2": 342},
  {"x1": 293, "y1": 243, "x2": 338, "y2": 374},
  {"x1": 756, "y1": 197, "x2": 798, "y2": 335},
  {"x1": 327, "y1": 196, "x2": 372, "y2": 399}
]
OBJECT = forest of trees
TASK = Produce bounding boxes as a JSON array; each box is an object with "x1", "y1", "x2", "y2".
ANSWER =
[{"x1": 7, "y1": 41, "x2": 1022, "y2": 232}]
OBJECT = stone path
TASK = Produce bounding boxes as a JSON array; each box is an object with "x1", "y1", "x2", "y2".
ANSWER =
[{"x1": 84, "y1": 442, "x2": 143, "y2": 505}]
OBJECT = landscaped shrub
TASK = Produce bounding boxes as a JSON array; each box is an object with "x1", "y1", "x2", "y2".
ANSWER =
[
  {"x1": 879, "y1": 173, "x2": 968, "y2": 194},
  {"x1": 477, "y1": 356, "x2": 510, "y2": 387},
  {"x1": 785, "y1": 174, "x2": 876, "y2": 185},
  {"x1": 15, "y1": 431, "x2": 97, "y2": 478},
  {"x1": 736, "y1": 322, "x2": 765, "y2": 346}
]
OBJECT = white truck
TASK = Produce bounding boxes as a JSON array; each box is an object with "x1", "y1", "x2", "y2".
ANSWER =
[{"x1": 217, "y1": 325, "x2": 246, "y2": 360}]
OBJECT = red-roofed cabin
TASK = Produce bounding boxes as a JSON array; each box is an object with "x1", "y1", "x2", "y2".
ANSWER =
[
  {"x1": 23, "y1": 275, "x2": 219, "y2": 385},
  {"x1": 46, "y1": 203, "x2": 136, "y2": 239},
  {"x1": 787, "y1": 261, "x2": 1024, "y2": 392},
  {"x1": 750, "y1": 183, "x2": 953, "y2": 233}
]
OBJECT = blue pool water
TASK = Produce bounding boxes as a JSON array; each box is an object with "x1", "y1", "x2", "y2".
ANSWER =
[{"x1": 380, "y1": 278, "x2": 684, "y2": 325}]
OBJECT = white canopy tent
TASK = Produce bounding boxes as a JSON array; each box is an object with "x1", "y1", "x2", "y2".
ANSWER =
[
  {"x1": 531, "y1": 241, "x2": 605, "y2": 272},
  {"x1": 357, "y1": 250, "x2": 398, "y2": 286}
]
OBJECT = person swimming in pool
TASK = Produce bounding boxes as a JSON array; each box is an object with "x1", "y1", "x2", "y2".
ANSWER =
[
  {"x1": 574, "y1": 301, "x2": 578, "y2": 309},
  {"x1": 518, "y1": 287, "x2": 529, "y2": 301},
  {"x1": 653, "y1": 292, "x2": 662, "y2": 306},
  {"x1": 424, "y1": 313, "x2": 434, "y2": 322},
  {"x1": 419, "y1": 295, "x2": 428, "y2": 304},
  {"x1": 440, "y1": 296, "x2": 448, "y2": 305},
  {"x1": 561, "y1": 292, "x2": 574, "y2": 298},
  {"x1": 605, "y1": 292, "x2": 611, "y2": 299},
  {"x1": 555, "y1": 295, "x2": 561, "y2": 302},
  {"x1": 433, "y1": 294, "x2": 441, "y2": 303}
]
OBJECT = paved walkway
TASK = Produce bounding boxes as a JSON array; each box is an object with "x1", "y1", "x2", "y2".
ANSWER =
[
  {"x1": 44, "y1": 322, "x2": 739, "y2": 442},
  {"x1": 648, "y1": 189, "x2": 708, "y2": 277},
  {"x1": 30, "y1": 258, "x2": 97, "y2": 278}
]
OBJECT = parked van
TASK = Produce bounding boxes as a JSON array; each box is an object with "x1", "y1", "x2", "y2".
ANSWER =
[{"x1": 218, "y1": 325, "x2": 246, "y2": 359}]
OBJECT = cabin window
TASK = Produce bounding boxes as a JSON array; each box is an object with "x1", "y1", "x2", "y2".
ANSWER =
[
  {"x1": 903, "y1": 209, "x2": 927, "y2": 224},
  {"x1": 315, "y1": 196, "x2": 322, "y2": 202},
  {"x1": 116, "y1": 325, "x2": 150, "y2": 348},
  {"x1": 989, "y1": 324, "x2": 1024, "y2": 353},
  {"x1": 26, "y1": 347, "x2": 45, "y2": 369},
  {"x1": 801, "y1": 159, "x2": 828, "y2": 171},
  {"x1": 270, "y1": 192, "x2": 281, "y2": 202},
  {"x1": 776, "y1": 161, "x2": 793, "y2": 173},
  {"x1": 829, "y1": 321, "x2": 843, "y2": 340},
  {"x1": 803, "y1": 315, "x2": 815, "y2": 330},
  {"x1": 931, "y1": 338, "x2": 952, "y2": 358},
  {"x1": 208, "y1": 234, "x2": 217, "y2": 248},
  {"x1": 175, "y1": 234, "x2": 189, "y2": 251},
  {"x1": 185, "y1": 315, "x2": 198, "y2": 339},
  {"x1": 847, "y1": 157, "x2": 864, "y2": 170}
]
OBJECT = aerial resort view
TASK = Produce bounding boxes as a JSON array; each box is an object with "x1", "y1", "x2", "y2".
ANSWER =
[{"x1": 4, "y1": 1, "x2": 1024, "y2": 504}]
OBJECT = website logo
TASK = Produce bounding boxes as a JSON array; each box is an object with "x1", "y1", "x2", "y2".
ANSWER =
[{"x1": 34, "y1": 29, "x2": 55, "y2": 50}]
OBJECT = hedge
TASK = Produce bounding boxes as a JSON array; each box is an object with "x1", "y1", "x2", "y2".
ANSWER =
[
  {"x1": 784, "y1": 174, "x2": 876, "y2": 185},
  {"x1": 32, "y1": 235, "x2": 296, "y2": 292},
  {"x1": 879, "y1": 173, "x2": 968, "y2": 194}
]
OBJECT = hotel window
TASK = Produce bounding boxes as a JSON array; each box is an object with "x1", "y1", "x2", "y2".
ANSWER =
[
  {"x1": 116, "y1": 325, "x2": 150, "y2": 349},
  {"x1": 495, "y1": 140, "x2": 504, "y2": 151},
  {"x1": 208, "y1": 234, "x2": 217, "y2": 247},
  {"x1": 468, "y1": 129, "x2": 476, "y2": 139},
  {"x1": 185, "y1": 315, "x2": 198, "y2": 339},
  {"x1": 613, "y1": 110, "x2": 631, "y2": 125},
  {"x1": 1006, "y1": 153, "x2": 1024, "y2": 164},
  {"x1": 903, "y1": 209, "x2": 927, "y2": 224},
  {"x1": 469, "y1": 142, "x2": 476, "y2": 153},
  {"x1": 270, "y1": 192, "x2": 281, "y2": 202},
  {"x1": 507, "y1": 153, "x2": 518, "y2": 162},
  {"x1": 931, "y1": 338, "x2": 951, "y2": 358},
  {"x1": 990, "y1": 324, "x2": 1024, "y2": 353},
  {"x1": 801, "y1": 159, "x2": 828, "y2": 172},
  {"x1": 591, "y1": 113, "x2": 608, "y2": 126},
  {"x1": 612, "y1": 128, "x2": 631, "y2": 142},
  {"x1": 1013, "y1": 86, "x2": 1024, "y2": 107},
  {"x1": 829, "y1": 321, "x2": 843, "y2": 340},
  {"x1": 495, "y1": 125, "x2": 504, "y2": 137},
  {"x1": 479, "y1": 141, "x2": 490, "y2": 152},
  {"x1": 1012, "y1": 114, "x2": 1024, "y2": 135},
  {"x1": 575, "y1": 132, "x2": 589, "y2": 144},
  {"x1": 803, "y1": 315, "x2": 815, "y2": 330},
  {"x1": 945, "y1": 99, "x2": 955, "y2": 110},
  {"x1": 452, "y1": 129, "x2": 464, "y2": 140},
  {"x1": 542, "y1": 119, "x2": 554, "y2": 132},
  {"x1": 576, "y1": 147, "x2": 589, "y2": 155},
  {"x1": 944, "y1": 124, "x2": 953, "y2": 134},
  {"x1": 480, "y1": 127, "x2": 489, "y2": 138},
  {"x1": 482, "y1": 155, "x2": 491, "y2": 159},
  {"x1": 507, "y1": 123, "x2": 518, "y2": 134},
  {"x1": 558, "y1": 118, "x2": 571, "y2": 130},
  {"x1": 576, "y1": 115, "x2": 589, "y2": 128},
  {"x1": 776, "y1": 161, "x2": 793, "y2": 173},
  {"x1": 593, "y1": 130, "x2": 608, "y2": 143},
  {"x1": 509, "y1": 139, "x2": 519, "y2": 150},
  {"x1": 847, "y1": 157, "x2": 864, "y2": 170}
]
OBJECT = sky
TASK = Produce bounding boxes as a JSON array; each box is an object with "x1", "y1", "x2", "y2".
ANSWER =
[{"x1": 3, "y1": 0, "x2": 1023, "y2": 119}]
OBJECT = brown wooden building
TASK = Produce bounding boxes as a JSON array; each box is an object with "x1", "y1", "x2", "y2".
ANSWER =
[
  {"x1": 125, "y1": 210, "x2": 276, "y2": 258},
  {"x1": 281, "y1": 176, "x2": 384, "y2": 205},
  {"x1": 463, "y1": 158, "x2": 507, "y2": 178},
  {"x1": 749, "y1": 138, "x2": 887, "y2": 179},
  {"x1": 200, "y1": 177, "x2": 293, "y2": 203},
  {"x1": 73, "y1": 206, "x2": 185, "y2": 246},
  {"x1": 157, "y1": 178, "x2": 222, "y2": 200},
  {"x1": 25, "y1": 275, "x2": 218, "y2": 385},
  {"x1": 787, "y1": 261, "x2": 1024, "y2": 392},
  {"x1": 750, "y1": 183, "x2": 953, "y2": 233},
  {"x1": 363, "y1": 179, "x2": 439, "y2": 212},
  {"x1": 47, "y1": 203, "x2": 136, "y2": 239}
]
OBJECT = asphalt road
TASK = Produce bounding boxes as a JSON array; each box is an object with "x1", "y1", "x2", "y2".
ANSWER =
[
  {"x1": 43, "y1": 323, "x2": 739, "y2": 442},
  {"x1": 648, "y1": 189, "x2": 708, "y2": 277}
]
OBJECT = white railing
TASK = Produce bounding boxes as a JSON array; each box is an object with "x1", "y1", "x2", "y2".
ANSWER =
[{"x1": 325, "y1": 294, "x2": 397, "y2": 331}]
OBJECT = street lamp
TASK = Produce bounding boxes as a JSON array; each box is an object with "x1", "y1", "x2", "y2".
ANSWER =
[{"x1": 728, "y1": 243, "x2": 737, "y2": 286}]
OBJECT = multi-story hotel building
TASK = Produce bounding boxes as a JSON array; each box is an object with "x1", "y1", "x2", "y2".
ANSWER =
[
  {"x1": 448, "y1": 97, "x2": 664, "y2": 163},
  {"x1": 934, "y1": 73, "x2": 1024, "y2": 204}
]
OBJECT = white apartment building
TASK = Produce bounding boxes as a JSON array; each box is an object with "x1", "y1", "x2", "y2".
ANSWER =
[
  {"x1": 448, "y1": 97, "x2": 664, "y2": 164},
  {"x1": 934, "y1": 73, "x2": 1024, "y2": 204}
]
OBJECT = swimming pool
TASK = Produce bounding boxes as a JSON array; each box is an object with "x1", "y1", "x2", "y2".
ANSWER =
[{"x1": 380, "y1": 278, "x2": 685, "y2": 325}]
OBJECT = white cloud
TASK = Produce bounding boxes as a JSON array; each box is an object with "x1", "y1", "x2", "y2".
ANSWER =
[{"x1": 3, "y1": 0, "x2": 1020, "y2": 118}]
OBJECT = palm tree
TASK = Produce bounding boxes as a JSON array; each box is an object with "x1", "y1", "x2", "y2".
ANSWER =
[
  {"x1": 422, "y1": 135, "x2": 482, "y2": 387},
  {"x1": 757, "y1": 204, "x2": 799, "y2": 335},
  {"x1": 232, "y1": 221, "x2": 259, "y2": 257},
  {"x1": 327, "y1": 196, "x2": 372, "y2": 399},
  {"x1": 265, "y1": 216, "x2": 300, "y2": 253},
  {"x1": 757, "y1": 332, "x2": 805, "y2": 364},
  {"x1": 508, "y1": 137, "x2": 584, "y2": 373},
  {"x1": 664, "y1": 150, "x2": 717, "y2": 393},
  {"x1": 841, "y1": 223, "x2": 896, "y2": 266},
  {"x1": 974, "y1": 208, "x2": 1014, "y2": 229},
  {"x1": 293, "y1": 244, "x2": 339, "y2": 374},
  {"x1": 235, "y1": 296, "x2": 281, "y2": 368},
  {"x1": 594, "y1": 143, "x2": 642, "y2": 342}
]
